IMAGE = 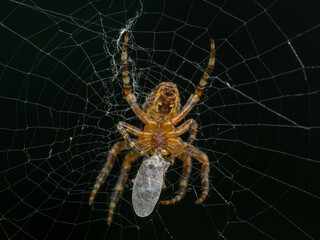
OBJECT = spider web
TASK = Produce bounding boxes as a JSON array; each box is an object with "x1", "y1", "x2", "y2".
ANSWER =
[{"x1": 0, "y1": 0, "x2": 319, "y2": 239}]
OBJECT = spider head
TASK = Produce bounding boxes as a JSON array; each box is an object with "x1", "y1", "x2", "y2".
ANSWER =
[{"x1": 155, "y1": 82, "x2": 180, "y2": 116}]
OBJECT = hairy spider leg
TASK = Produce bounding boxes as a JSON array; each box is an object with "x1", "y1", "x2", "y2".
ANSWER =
[
  {"x1": 121, "y1": 32, "x2": 150, "y2": 124},
  {"x1": 187, "y1": 145, "x2": 210, "y2": 204},
  {"x1": 89, "y1": 122, "x2": 143, "y2": 205},
  {"x1": 172, "y1": 40, "x2": 215, "y2": 125},
  {"x1": 108, "y1": 150, "x2": 141, "y2": 225},
  {"x1": 89, "y1": 141, "x2": 129, "y2": 205},
  {"x1": 161, "y1": 119, "x2": 197, "y2": 205},
  {"x1": 174, "y1": 119, "x2": 198, "y2": 146},
  {"x1": 161, "y1": 153, "x2": 192, "y2": 205},
  {"x1": 117, "y1": 121, "x2": 149, "y2": 156}
]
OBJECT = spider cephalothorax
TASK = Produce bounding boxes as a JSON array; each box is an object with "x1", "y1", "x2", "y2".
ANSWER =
[{"x1": 89, "y1": 32, "x2": 215, "y2": 225}]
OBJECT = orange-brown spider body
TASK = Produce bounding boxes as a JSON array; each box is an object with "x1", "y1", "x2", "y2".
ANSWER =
[
  {"x1": 89, "y1": 32, "x2": 215, "y2": 225},
  {"x1": 137, "y1": 82, "x2": 182, "y2": 156}
]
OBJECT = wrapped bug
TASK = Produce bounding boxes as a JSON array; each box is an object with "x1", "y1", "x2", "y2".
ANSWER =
[{"x1": 132, "y1": 154, "x2": 170, "y2": 217}]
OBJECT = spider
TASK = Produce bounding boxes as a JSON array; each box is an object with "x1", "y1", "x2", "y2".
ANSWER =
[{"x1": 89, "y1": 32, "x2": 215, "y2": 225}]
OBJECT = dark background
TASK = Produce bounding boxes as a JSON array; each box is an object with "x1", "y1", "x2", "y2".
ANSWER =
[{"x1": 0, "y1": 0, "x2": 319, "y2": 240}]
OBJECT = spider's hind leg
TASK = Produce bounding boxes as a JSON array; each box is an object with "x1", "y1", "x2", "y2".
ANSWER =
[
  {"x1": 121, "y1": 32, "x2": 149, "y2": 124},
  {"x1": 161, "y1": 153, "x2": 191, "y2": 205},
  {"x1": 171, "y1": 39, "x2": 215, "y2": 125}
]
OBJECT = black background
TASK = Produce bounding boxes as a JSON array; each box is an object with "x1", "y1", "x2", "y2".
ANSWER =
[{"x1": 0, "y1": 0, "x2": 319, "y2": 240}]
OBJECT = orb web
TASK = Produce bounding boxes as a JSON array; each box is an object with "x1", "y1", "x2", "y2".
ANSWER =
[{"x1": 0, "y1": 0, "x2": 319, "y2": 239}]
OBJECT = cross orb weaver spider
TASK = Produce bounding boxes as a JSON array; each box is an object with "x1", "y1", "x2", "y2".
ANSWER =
[{"x1": 89, "y1": 32, "x2": 215, "y2": 225}]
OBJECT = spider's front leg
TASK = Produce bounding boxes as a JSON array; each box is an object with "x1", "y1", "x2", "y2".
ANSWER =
[
  {"x1": 89, "y1": 141, "x2": 129, "y2": 205},
  {"x1": 108, "y1": 150, "x2": 141, "y2": 225},
  {"x1": 161, "y1": 120, "x2": 198, "y2": 205},
  {"x1": 187, "y1": 145, "x2": 210, "y2": 204},
  {"x1": 160, "y1": 153, "x2": 192, "y2": 205}
]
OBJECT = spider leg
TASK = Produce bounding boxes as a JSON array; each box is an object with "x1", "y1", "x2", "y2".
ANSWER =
[
  {"x1": 121, "y1": 32, "x2": 150, "y2": 124},
  {"x1": 186, "y1": 144, "x2": 210, "y2": 204},
  {"x1": 108, "y1": 150, "x2": 141, "y2": 225},
  {"x1": 160, "y1": 153, "x2": 191, "y2": 205},
  {"x1": 117, "y1": 121, "x2": 146, "y2": 155},
  {"x1": 175, "y1": 119, "x2": 198, "y2": 145},
  {"x1": 118, "y1": 121, "x2": 143, "y2": 137},
  {"x1": 89, "y1": 141, "x2": 129, "y2": 205},
  {"x1": 171, "y1": 40, "x2": 215, "y2": 125}
]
